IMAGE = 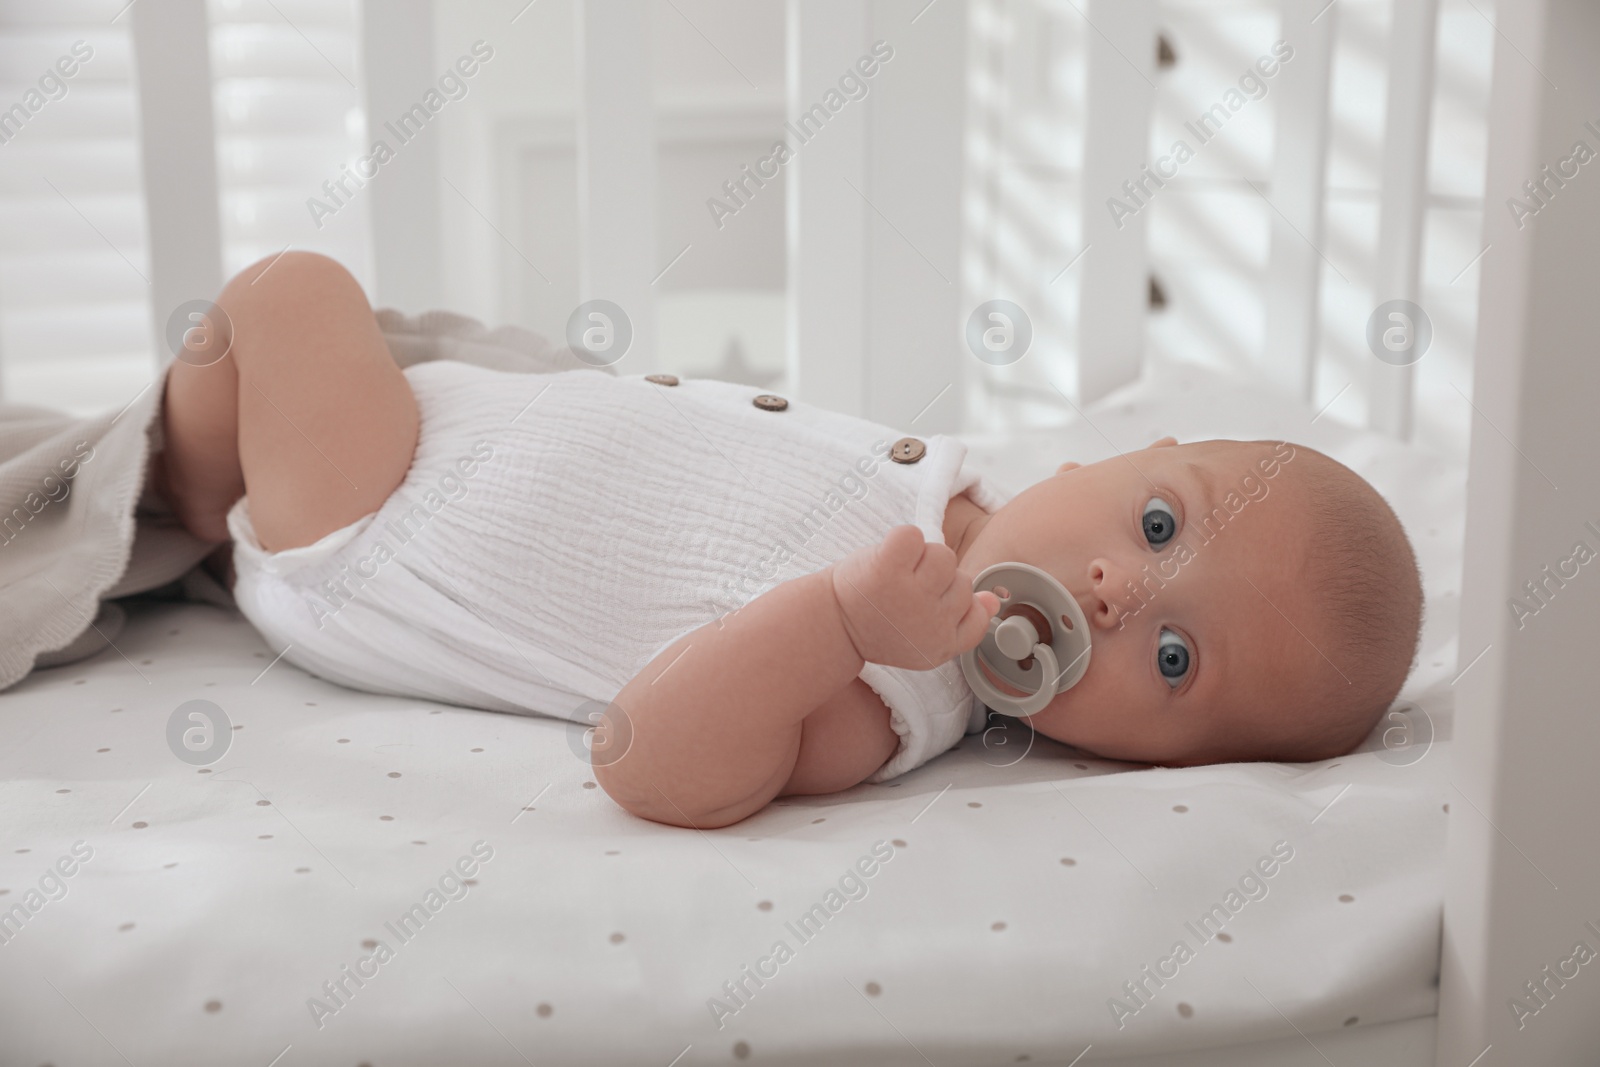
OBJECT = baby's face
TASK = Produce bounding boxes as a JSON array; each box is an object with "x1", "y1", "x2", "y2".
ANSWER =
[{"x1": 962, "y1": 437, "x2": 1332, "y2": 765}]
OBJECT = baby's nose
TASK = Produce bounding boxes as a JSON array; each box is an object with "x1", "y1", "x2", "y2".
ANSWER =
[{"x1": 1085, "y1": 558, "x2": 1129, "y2": 630}]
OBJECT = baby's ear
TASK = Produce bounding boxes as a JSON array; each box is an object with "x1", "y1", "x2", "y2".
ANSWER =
[
  {"x1": 1147, "y1": 435, "x2": 1178, "y2": 450},
  {"x1": 1056, "y1": 461, "x2": 1082, "y2": 474}
]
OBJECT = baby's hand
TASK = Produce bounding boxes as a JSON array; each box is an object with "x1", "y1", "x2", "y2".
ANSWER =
[{"x1": 829, "y1": 525, "x2": 1000, "y2": 670}]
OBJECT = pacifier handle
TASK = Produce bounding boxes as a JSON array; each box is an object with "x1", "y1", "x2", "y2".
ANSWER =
[
  {"x1": 993, "y1": 615, "x2": 1041, "y2": 659},
  {"x1": 965, "y1": 620, "x2": 1061, "y2": 716}
]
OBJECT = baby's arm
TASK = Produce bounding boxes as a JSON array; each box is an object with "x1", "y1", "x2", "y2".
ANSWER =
[{"x1": 593, "y1": 526, "x2": 998, "y2": 828}]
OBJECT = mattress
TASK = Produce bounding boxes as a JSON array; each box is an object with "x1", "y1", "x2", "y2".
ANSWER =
[{"x1": 0, "y1": 362, "x2": 1462, "y2": 1065}]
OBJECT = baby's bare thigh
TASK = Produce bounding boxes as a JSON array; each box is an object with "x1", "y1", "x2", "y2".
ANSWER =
[{"x1": 225, "y1": 252, "x2": 418, "y2": 552}]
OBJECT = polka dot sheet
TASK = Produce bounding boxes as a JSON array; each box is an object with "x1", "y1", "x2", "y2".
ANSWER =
[{"x1": 0, "y1": 364, "x2": 1461, "y2": 1065}]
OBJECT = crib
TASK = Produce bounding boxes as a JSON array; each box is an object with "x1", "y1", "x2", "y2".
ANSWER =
[{"x1": 3, "y1": 0, "x2": 1598, "y2": 1063}]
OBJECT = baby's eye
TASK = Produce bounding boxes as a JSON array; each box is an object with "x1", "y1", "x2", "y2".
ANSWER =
[
  {"x1": 1142, "y1": 496, "x2": 1177, "y2": 547},
  {"x1": 1157, "y1": 628, "x2": 1191, "y2": 688}
]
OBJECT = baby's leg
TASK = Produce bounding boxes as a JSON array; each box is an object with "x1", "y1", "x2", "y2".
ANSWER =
[{"x1": 160, "y1": 252, "x2": 418, "y2": 552}]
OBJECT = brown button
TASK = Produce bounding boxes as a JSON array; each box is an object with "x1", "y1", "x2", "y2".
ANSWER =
[
  {"x1": 644, "y1": 373, "x2": 679, "y2": 386},
  {"x1": 753, "y1": 394, "x2": 788, "y2": 412},
  {"x1": 890, "y1": 436, "x2": 926, "y2": 464}
]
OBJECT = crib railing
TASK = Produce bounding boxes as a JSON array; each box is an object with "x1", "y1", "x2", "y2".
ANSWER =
[
  {"x1": 130, "y1": 0, "x2": 224, "y2": 370},
  {"x1": 1443, "y1": 3, "x2": 1600, "y2": 1062},
  {"x1": 126, "y1": 0, "x2": 1442, "y2": 441}
]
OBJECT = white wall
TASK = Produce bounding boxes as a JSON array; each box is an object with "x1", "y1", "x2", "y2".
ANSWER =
[{"x1": 432, "y1": 0, "x2": 791, "y2": 387}]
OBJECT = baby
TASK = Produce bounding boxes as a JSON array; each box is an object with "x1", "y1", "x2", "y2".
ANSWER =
[{"x1": 156, "y1": 253, "x2": 1424, "y2": 829}]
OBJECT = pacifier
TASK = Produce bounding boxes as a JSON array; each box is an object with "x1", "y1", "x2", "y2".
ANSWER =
[{"x1": 959, "y1": 562, "x2": 1093, "y2": 717}]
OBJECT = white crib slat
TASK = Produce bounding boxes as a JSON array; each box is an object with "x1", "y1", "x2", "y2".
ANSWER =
[
  {"x1": 1437, "y1": 1, "x2": 1600, "y2": 1060},
  {"x1": 575, "y1": 0, "x2": 656, "y2": 369},
  {"x1": 957, "y1": 0, "x2": 1004, "y2": 432},
  {"x1": 129, "y1": 0, "x2": 224, "y2": 368},
  {"x1": 1260, "y1": 0, "x2": 1336, "y2": 402},
  {"x1": 863, "y1": 0, "x2": 966, "y2": 432},
  {"x1": 1367, "y1": 0, "x2": 1439, "y2": 440},
  {"x1": 1076, "y1": 0, "x2": 1156, "y2": 405},
  {"x1": 786, "y1": 0, "x2": 869, "y2": 417},
  {"x1": 360, "y1": 0, "x2": 441, "y2": 313}
]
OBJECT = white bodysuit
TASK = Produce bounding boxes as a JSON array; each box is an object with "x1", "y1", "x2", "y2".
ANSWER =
[{"x1": 227, "y1": 360, "x2": 1012, "y2": 782}]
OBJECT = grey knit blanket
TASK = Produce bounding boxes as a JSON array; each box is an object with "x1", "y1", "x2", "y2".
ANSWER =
[{"x1": 0, "y1": 308, "x2": 595, "y2": 690}]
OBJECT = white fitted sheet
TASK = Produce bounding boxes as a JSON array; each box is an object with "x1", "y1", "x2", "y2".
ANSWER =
[{"x1": 0, "y1": 362, "x2": 1460, "y2": 1065}]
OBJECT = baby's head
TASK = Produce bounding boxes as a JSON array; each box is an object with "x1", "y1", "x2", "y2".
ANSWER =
[{"x1": 963, "y1": 436, "x2": 1422, "y2": 765}]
